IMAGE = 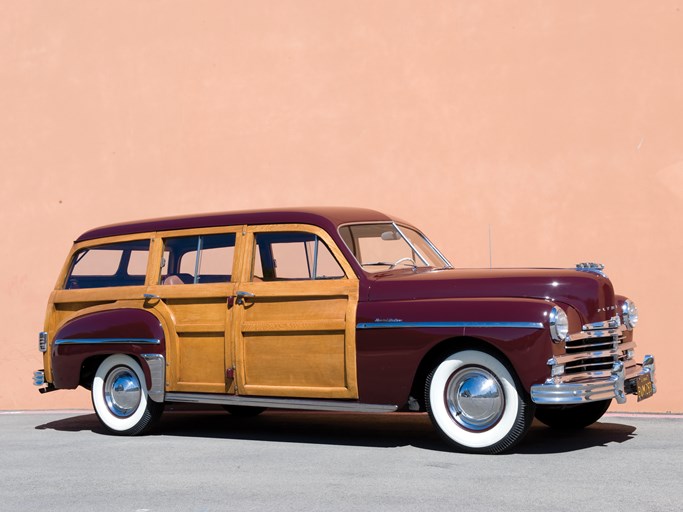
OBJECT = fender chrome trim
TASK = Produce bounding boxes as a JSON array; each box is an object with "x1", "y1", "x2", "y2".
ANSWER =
[{"x1": 54, "y1": 338, "x2": 161, "y2": 345}]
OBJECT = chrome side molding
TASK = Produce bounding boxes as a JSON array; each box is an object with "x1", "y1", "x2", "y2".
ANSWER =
[
  {"x1": 357, "y1": 321, "x2": 544, "y2": 330},
  {"x1": 54, "y1": 338, "x2": 161, "y2": 345}
]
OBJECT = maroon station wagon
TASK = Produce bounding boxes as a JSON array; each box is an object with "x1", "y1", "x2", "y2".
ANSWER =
[{"x1": 34, "y1": 207, "x2": 656, "y2": 453}]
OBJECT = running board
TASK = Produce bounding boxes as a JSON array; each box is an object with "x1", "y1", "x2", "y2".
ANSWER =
[{"x1": 165, "y1": 392, "x2": 398, "y2": 413}]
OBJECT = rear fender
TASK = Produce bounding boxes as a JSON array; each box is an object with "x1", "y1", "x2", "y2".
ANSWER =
[{"x1": 51, "y1": 308, "x2": 166, "y2": 392}]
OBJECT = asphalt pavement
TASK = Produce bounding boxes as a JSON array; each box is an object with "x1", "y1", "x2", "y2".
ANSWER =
[{"x1": 1, "y1": 408, "x2": 681, "y2": 512}]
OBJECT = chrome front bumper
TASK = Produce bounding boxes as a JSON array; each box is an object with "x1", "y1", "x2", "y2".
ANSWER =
[{"x1": 530, "y1": 355, "x2": 656, "y2": 405}]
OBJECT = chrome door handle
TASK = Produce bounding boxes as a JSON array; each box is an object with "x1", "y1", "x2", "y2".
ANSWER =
[
  {"x1": 144, "y1": 293, "x2": 161, "y2": 300},
  {"x1": 236, "y1": 290, "x2": 255, "y2": 305}
]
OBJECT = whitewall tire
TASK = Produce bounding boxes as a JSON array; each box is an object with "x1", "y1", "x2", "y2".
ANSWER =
[
  {"x1": 425, "y1": 350, "x2": 534, "y2": 454},
  {"x1": 92, "y1": 354, "x2": 162, "y2": 435}
]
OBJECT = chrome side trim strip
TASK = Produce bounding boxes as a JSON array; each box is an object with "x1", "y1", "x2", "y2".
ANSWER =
[
  {"x1": 165, "y1": 392, "x2": 398, "y2": 413},
  {"x1": 141, "y1": 354, "x2": 165, "y2": 403},
  {"x1": 54, "y1": 338, "x2": 161, "y2": 345},
  {"x1": 356, "y1": 321, "x2": 544, "y2": 330}
]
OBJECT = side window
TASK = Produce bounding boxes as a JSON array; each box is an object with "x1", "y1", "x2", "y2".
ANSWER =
[
  {"x1": 252, "y1": 232, "x2": 345, "y2": 281},
  {"x1": 65, "y1": 240, "x2": 151, "y2": 289},
  {"x1": 161, "y1": 233, "x2": 235, "y2": 285}
]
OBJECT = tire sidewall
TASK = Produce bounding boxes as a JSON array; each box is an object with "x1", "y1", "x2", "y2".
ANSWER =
[
  {"x1": 428, "y1": 350, "x2": 521, "y2": 450},
  {"x1": 92, "y1": 355, "x2": 149, "y2": 434}
]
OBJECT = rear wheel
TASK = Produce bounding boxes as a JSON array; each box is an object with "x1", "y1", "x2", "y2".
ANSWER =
[
  {"x1": 535, "y1": 400, "x2": 611, "y2": 429},
  {"x1": 425, "y1": 350, "x2": 534, "y2": 454},
  {"x1": 92, "y1": 355, "x2": 163, "y2": 435}
]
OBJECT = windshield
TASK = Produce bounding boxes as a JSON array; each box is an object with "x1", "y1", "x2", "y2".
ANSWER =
[{"x1": 339, "y1": 223, "x2": 451, "y2": 273}]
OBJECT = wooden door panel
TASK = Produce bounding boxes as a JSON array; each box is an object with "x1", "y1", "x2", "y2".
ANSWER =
[
  {"x1": 147, "y1": 289, "x2": 233, "y2": 394},
  {"x1": 243, "y1": 331, "x2": 346, "y2": 390},
  {"x1": 177, "y1": 333, "x2": 226, "y2": 388}
]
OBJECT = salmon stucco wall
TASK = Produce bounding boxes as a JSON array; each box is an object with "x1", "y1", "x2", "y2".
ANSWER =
[{"x1": 1, "y1": 1, "x2": 681, "y2": 412}]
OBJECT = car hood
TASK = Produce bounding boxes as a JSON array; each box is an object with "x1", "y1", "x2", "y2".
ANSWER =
[{"x1": 365, "y1": 267, "x2": 617, "y2": 324}]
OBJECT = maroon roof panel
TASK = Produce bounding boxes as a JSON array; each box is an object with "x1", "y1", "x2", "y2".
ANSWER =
[{"x1": 75, "y1": 207, "x2": 393, "y2": 242}]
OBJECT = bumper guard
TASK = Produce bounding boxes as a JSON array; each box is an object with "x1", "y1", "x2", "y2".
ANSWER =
[{"x1": 530, "y1": 355, "x2": 656, "y2": 405}]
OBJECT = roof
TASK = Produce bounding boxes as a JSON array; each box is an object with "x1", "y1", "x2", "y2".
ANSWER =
[{"x1": 75, "y1": 207, "x2": 393, "y2": 242}]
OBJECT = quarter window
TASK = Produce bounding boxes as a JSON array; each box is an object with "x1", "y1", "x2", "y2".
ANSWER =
[{"x1": 65, "y1": 240, "x2": 151, "y2": 289}]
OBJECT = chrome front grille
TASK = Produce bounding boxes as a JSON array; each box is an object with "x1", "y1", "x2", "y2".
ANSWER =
[{"x1": 550, "y1": 316, "x2": 635, "y2": 383}]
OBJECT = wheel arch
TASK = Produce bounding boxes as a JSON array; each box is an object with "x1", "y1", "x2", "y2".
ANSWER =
[
  {"x1": 79, "y1": 353, "x2": 155, "y2": 392},
  {"x1": 409, "y1": 335, "x2": 520, "y2": 411}
]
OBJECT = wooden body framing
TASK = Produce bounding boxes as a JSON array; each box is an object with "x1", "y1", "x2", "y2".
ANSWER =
[{"x1": 44, "y1": 223, "x2": 360, "y2": 400}]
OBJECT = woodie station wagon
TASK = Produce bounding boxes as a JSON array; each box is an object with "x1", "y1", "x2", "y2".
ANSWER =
[{"x1": 34, "y1": 207, "x2": 656, "y2": 453}]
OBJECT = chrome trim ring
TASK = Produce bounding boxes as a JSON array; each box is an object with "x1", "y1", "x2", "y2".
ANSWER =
[
  {"x1": 103, "y1": 366, "x2": 142, "y2": 418},
  {"x1": 445, "y1": 367, "x2": 505, "y2": 431}
]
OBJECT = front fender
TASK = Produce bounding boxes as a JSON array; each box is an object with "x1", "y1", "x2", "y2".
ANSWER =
[{"x1": 355, "y1": 297, "x2": 556, "y2": 406}]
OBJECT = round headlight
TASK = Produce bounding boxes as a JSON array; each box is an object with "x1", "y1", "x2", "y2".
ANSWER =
[
  {"x1": 622, "y1": 299, "x2": 638, "y2": 329},
  {"x1": 549, "y1": 306, "x2": 569, "y2": 342}
]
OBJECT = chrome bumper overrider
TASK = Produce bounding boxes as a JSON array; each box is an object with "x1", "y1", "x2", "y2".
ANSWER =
[
  {"x1": 33, "y1": 370, "x2": 45, "y2": 387},
  {"x1": 530, "y1": 355, "x2": 656, "y2": 405}
]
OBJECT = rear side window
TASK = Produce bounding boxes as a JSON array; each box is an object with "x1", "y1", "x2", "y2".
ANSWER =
[
  {"x1": 65, "y1": 240, "x2": 151, "y2": 289},
  {"x1": 161, "y1": 233, "x2": 236, "y2": 285}
]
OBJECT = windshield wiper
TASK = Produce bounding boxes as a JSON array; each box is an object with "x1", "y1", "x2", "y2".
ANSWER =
[{"x1": 361, "y1": 262, "x2": 395, "y2": 267}]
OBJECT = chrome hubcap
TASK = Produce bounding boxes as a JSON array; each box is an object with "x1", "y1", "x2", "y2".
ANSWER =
[
  {"x1": 445, "y1": 367, "x2": 504, "y2": 431},
  {"x1": 104, "y1": 366, "x2": 141, "y2": 417}
]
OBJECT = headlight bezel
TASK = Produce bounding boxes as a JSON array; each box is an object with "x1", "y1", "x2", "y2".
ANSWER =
[
  {"x1": 549, "y1": 306, "x2": 569, "y2": 343},
  {"x1": 622, "y1": 299, "x2": 638, "y2": 330}
]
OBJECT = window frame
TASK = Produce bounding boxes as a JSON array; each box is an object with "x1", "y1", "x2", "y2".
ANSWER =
[
  {"x1": 159, "y1": 232, "x2": 238, "y2": 285},
  {"x1": 63, "y1": 238, "x2": 153, "y2": 290},
  {"x1": 246, "y1": 224, "x2": 355, "y2": 283}
]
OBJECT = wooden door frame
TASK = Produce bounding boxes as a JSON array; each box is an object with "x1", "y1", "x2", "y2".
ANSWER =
[
  {"x1": 145, "y1": 225, "x2": 247, "y2": 393},
  {"x1": 232, "y1": 224, "x2": 360, "y2": 399}
]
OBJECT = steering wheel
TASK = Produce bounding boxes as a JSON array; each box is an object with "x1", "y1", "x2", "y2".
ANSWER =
[{"x1": 389, "y1": 257, "x2": 416, "y2": 269}]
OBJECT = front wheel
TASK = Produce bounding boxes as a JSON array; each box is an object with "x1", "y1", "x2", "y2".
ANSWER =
[
  {"x1": 425, "y1": 350, "x2": 535, "y2": 454},
  {"x1": 92, "y1": 354, "x2": 163, "y2": 435},
  {"x1": 535, "y1": 399, "x2": 612, "y2": 430}
]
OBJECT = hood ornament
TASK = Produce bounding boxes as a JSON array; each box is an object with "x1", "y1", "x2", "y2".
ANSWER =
[{"x1": 576, "y1": 262, "x2": 606, "y2": 277}]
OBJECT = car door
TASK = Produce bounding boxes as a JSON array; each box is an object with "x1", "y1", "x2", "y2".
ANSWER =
[
  {"x1": 231, "y1": 224, "x2": 360, "y2": 399},
  {"x1": 145, "y1": 226, "x2": 244, "y2": 394}
]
